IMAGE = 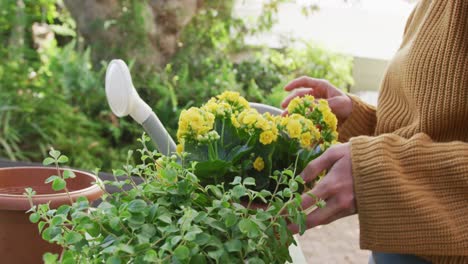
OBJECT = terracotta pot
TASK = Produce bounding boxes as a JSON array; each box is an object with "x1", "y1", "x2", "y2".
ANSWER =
[{"x1": 0, "y1": 167, "x2": 103, "y2": 264}]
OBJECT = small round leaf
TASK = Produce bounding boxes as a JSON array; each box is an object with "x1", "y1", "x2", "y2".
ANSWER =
[{"x1": 52, "y1": 178, "x2": 66, "y2": 191}]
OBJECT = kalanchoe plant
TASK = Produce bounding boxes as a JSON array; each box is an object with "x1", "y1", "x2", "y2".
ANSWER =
[
  {"x1": 177, "y1": 91, "x2": 338, "y2": 191},
  {"x1": 26, "y1": 136, "x2": 326, "y2": 263}
]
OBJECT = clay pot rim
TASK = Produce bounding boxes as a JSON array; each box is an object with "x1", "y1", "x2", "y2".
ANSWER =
[{"x1": 0, "y1": 167, "x2": 104, "y2": 210}]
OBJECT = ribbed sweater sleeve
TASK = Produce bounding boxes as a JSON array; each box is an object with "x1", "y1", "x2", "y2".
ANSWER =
[
  {"x1": 338, "y1": 94, "x2": 377, "y2": 142},
  {"x1": 350, "y1": 133, "x2": 468, "y2": 257}
]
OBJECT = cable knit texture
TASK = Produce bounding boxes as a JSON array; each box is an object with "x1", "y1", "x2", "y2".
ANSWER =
[{"x1": 339, "y1": 1, "x2": 468, "y2": 263}]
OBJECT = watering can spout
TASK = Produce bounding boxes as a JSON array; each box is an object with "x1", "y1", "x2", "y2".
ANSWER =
[{"x1": 105, "y1": 59, "x2": 177, "y2": 156}]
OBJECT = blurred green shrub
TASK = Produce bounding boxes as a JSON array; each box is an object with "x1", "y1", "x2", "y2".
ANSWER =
[{"x1": 0, "y1": 0, "x2": 353, "y2": 171}]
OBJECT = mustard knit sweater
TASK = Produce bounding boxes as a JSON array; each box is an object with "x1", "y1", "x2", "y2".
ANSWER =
[{"x1": 338, "y1": 1, "x2": 468, "y2": 263}]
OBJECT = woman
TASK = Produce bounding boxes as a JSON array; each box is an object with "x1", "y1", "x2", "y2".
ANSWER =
[{"x1": 282, "y1": 1, "x2": 467, "y2": 263}]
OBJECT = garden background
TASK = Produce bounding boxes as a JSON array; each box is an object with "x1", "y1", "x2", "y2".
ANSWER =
[{"x1": 0, "y1": 0, "x2": 416, "y2": 262}]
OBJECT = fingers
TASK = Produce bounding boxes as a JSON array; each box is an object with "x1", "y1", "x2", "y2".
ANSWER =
[
  {"x1": 284, "y1": 76, "x2": 327, "y2": 92},
  {"x1": 280, "y1": 88, "x2": 313, "y2": 109},
  {"x1": 300, "y1": 178, "x2": 333, "y2": 211},
  {"x1": 327, "y1": 96, "x2": 352, "y2": 121},
  {"x1": 288, "y1": 196, "x2": 341, "y2": 233},
  {"x1": 300, "y1": 147, "x2": 342, "y2": 183}
]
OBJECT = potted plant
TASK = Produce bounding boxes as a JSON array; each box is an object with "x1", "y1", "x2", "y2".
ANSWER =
[
  {"x1": 27, "y1": 92, "x2": 338, "y2": 263},
  {"x1": 0, "y1": 149, "x2": 103, "y2": 264}
]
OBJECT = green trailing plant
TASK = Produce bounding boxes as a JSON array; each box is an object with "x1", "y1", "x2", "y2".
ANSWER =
[{"x1": 26, "y1": 136, "x2": 325, "y2": 263}]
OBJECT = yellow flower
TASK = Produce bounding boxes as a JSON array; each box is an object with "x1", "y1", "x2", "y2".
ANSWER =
[
  {"x1": 218, "y1": 91, "x2": 240, "y2": 101},
  {"x1": 287, "y1": 97, "x2": 301, "y2": 113},
  {"x1": 238, "y1": 109, "x2": 260, "y2": 127},
  {"x1": 317, "y1": 99, "x2": 329, "y2": 112},
  {"x1": 176, "y1": 143, "x2": 184, "y2": 153},
  {"x1": 177, "y1": 107, "x2": 215, "y2": 141},
  {"x1": 303, "y1": 95, "x2": 315, "y2": 105},
  {"x1": 310, "y1": 125, "x2": 321, "y2": 140},
  {"x1": 323, "y1": 110, "x2": 338, "y2": 131},
  {"x1": 202, "y1": 98, "x2": 219, "y2": 114},
  {"x1": 259, "y1": 130, "x2": 277, "y2": 145},
  {"x1": 237, "y1": 96, "x2": 250, "y2": 109},
  {"x1": 286, "y1": 118, "x2": 302, "y2": 139},
  {"x1": 231, "y1": 115, "x2": 240, "y2": 128},
  {"x1": 300, "y1": 132, "x2": 312, "y2": 148},
  {"x1": 253, "y1": 156, "x2": 265, "y2": 171},
  {"x1": 217, "y1": 91, "x2": 250, "y2": 110},
  {"x1": 255, "y1": 118, "x2": 270, "y2": 131}
]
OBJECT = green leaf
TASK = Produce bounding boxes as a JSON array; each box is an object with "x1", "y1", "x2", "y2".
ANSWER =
[
  {"x1": 171, "y1": 235, "x2": 182, "y2": 245},
  {"x1": 289, "y1": 179, "x2": 298, "y2": 192},
  {"x1": 49, "y1": 149, "x2": 61, "y2": 159},
  {"x1": 224, "y1": 239, "x2": 242, "y2": 252},
  {"x1": 184, "y1": 229, "x2": 202, "y2": 241},
  {"x1": 207, "y1": 248, "x2": 224, "y2": 261},
  {"x1": 38, "y1": 221, "x2": 46, "y2": 233},
  {"x1": 230, "y1": 176, "x2": 242, "y2": 185},
  {"x1": 52, "y1": 178, "x2": 66, "y2": 191},
  {"x1": 189, "y1": 254, "x2": 207, "y2": 264},
  {"x1": 106, "y1": 256, "x2": 121, "y2": 264},
  {"x1": 29, "y1": 213, "x2": 41, "y2": 223},
  {"x1": 43, "y1": 252, "x2": 58, "y2": 264},
  {"x1": 57, "y1": 155, "x2": 69, "y2": 163},
  {"x1": 143, "y1": 250, "x2": 158, "y2": 262},
  {"x1": 224, "y1": 212, "x2": 237, "y2": 228},
  {"x1": 63, "y1": 170, "x2": 76, "y2": 179},
  {"x1": 113, "y1": 169, "x2": 126, "y2": 176},
  {"x1": 65, "y1": 231, "x2": 82, "y2": 244},
  {"x1": 42, "y1": 227, "x2": 61, "y2": 241},
  {"x1": 231, "y1": 185, "x2": 246, "y2": 199},
  {"x1": 51, "y1": 216, "x2": 64, "y2": 226},
  {"x1": 174, "y1": 245, "x2": 190, "y2": 260},
  {"x1": 158, "y1": 214, "x2": 172, "y2": 224},
  {"x1": 117, "y1": 244, "x2": 134, "y2": 254},
  {"x1": 243, "y1": 177, "x2": 256, "y2": 186},
  {"x1": 194, "y1": 160, "x2": 231, "y2": 181},
  {"x1": 238, "y1": 219, "x2": 260, "y2": 238},
  {"x1": 109, "y1": 217, "x2": 121, "y2": 231},
  {"x1": 45, "y1": 175, "x2": 60, "y2": 184},
  {"x1": 61, "y1": 250, "x2": 74, "y2": 264},
  {"x1": 248, "y1": 257, "x2": 265, "y2": 264},
  {"x1": 43, "y1": 157, "x2": 55, "y2": 166},
  {"x1": 206, "y1": 185, "x2": 223, "y2": 199},
  {"x1": 226, "y1": 145, "x2": 253, "y2": 163},
  {"x1": 128, "y1": 199, "x2": 147, "y2": 213}
]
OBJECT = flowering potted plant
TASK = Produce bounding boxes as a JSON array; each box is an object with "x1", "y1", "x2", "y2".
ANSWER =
[
  {"x1": 27, "y1": 92, "x2": 339, "y2": 263},
  {"x1": 177, "y1": 91, "x2": 338, "y2": 192}
]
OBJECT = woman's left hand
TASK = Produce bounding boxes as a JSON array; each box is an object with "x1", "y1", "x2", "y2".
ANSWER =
[{"x1": 289, "y1": 143, "x2": 357, "y2": 233}]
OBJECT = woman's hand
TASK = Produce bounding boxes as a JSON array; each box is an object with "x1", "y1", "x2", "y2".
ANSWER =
[
  {"x1": 289, "y1": 143, "x2": 357, "y2": 233},
  {"x1": 281, "y1": 76, "x2": 353, "y2": 124}
]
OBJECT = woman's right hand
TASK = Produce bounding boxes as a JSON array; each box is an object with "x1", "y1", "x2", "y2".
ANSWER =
[{"x1": 281, "y1": 76, "x2": 353, "y2": 124}]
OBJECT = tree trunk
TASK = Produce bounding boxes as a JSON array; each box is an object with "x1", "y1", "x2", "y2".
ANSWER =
[{"x1": 63, "y1": 0, "x2": 202, "y2": 69}]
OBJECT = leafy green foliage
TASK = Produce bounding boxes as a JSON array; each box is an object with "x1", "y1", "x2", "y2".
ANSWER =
[
  {"x1": 1, "y1": 0, "x2": 353, "y2": 173},
  {"x1": 25, "y1": 141, "x2": 323, "y2": 263}
]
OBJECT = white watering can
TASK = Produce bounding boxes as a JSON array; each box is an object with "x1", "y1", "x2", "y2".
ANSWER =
[{"x1": 104, "y1": 59, "x2": 306, "y2": 264}]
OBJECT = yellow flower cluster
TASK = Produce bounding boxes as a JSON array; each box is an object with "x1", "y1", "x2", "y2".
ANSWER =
[
  {"x1": 317, "y1": 99, "x2": 337, "y2": 131},
  {"x1": 177, "y1": 107, "x2": 215, "y2": 142},
  {"x1": 237, "y1": 109, "x2": 279, "y2": 145},
  {"x1": 217, "y1": 91, "x2": 250, "y2": 110},
  {"x1": 280, "y1": 114, "x2": 320, "y2": 149},
  {"x1": 202, "y1": 91, "x2": 249, "y2": 117},
  {"x1": 253, "y1": 156, "x2": 265, "y2": 171},
  {"x1": 287, "y1": 95, "x2": 316, "y2": 115}
]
